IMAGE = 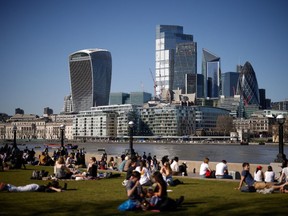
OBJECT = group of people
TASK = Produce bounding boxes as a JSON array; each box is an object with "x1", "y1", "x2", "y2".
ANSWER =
[
  {"x1": 118, "y1": 153, "x2": 186, "y2": 212},
  {"x1": 236, "y1": 161, "x2": 288, "y2": 193},
  {"x1": 199, "y1": 157, "x2": 233, "y2": 179},
  {"x1": 119, "y1": 169, "x2": 184, "y2": 212}
]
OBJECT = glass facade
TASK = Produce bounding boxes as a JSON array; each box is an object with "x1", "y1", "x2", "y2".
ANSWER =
[
  {"x1": 202, "y1": 49, "x2": 221, "y2": 98},
  {"x1": 221, "y1": 72, "x2": 240, "y2": 97},
  {"x1": 155, "y1": 25, "x2": 195, "y2": 98},
  {"x1": 109, "y1": 92, "x2": 152, "y2": 106},
  {"x1": 173, "y1": 42, "x2": 197, "y2": 93},
  {"x1": 236, "y1": 61, "x2": 260, "y2": 106},
  {"x1": 69, "y1": 49, "x2": 112, "y2": 113}
]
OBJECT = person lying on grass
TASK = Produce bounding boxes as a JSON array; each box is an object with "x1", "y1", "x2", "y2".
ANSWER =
[{"x1": 0, "y1": 181, "x2": 67, "y2": 192}]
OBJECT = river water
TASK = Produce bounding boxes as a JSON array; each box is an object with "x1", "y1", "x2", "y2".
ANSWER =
[{"x1": 10, "y1": 141, "x2": 287, "y2": 164}]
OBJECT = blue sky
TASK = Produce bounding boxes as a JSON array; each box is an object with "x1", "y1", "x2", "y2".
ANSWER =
[{"x1": 1, "y1": 0, "x2": 287, "y2": 116}]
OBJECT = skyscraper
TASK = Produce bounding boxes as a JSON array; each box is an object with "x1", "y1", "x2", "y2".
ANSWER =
[
  {"x1": 155, "y1": 25, "x2": 196, "y2": 98},
  {"x1": 221, "y1": 72, "x2": 239, "y2": 97},
  {"x1": 174, "y1": 42, "x2": 197, "y2": 94},
  {"x1": 69, "y1": 49, "x2": 112, "y2": 113},
  {"x1": 202, "y1": 49, "x2": 221, "y2": 98},
  {"x1": 236, "y1": 61, "x2": 260, "y2": 106}
]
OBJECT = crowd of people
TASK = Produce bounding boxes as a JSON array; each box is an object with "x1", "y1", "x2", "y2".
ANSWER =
[{"x1": 2, "y1": 142, "x2": 288, "y2": 213}]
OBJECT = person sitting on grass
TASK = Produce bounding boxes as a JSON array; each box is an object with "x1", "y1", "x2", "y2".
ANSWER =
[
  {"x1": 0, "y1": 181, "x2": 67, "y2": 192},
  {"x1": 54, "y1": 156, "x2": 73, "y2": 179},
  {"x1": 73, "y1": 156, "x2": 98, "y2": 180},
  {"x1": 147, "y1": 171, "x2": 184, "y2": 211},
  {"x1": 237, "y1": 162, "x2": 269, "y2": 192},
  {"x1": 118, "y1": 170, "x2": 145, "y2": 211}
]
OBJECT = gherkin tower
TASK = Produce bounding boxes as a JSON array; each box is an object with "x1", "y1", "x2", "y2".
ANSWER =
[{"x1": 236, "y1": 61, "x2": 260, "y2": 106}]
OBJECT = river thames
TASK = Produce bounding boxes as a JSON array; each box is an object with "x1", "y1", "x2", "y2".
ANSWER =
[{"x1": 10, "y1": 141, "x2": 287, "y2": 165}]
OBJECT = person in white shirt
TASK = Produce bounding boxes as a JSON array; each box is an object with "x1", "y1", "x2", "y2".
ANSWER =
[
  {"x1": 199, "y1": 157, "x2": 211, "y2": 178},
  {"x1": 170, "y1": 157, "x2": 180, "y2": 176},
  {"x1": 215, "y1": 160, "x2": 233, "y2": 179},
  {"x1": 278, "y1": 161, "x2": 288, "y2": 183},
  {"x1": 135, "y1": 160, "x2": 152, "y2": 186},
  {"x1": 254, "y1": 166, "x2": 264, "y2": 182},
  {"x1": 264, "y1": 165, "x2": 276, "y2": 183}
]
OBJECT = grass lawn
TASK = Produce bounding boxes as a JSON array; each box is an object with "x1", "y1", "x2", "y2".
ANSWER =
[{"x1": 1, "y1": 165, "x2": 288, "y2": 216}]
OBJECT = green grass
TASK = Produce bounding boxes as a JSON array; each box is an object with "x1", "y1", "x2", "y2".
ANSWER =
[{"x1": 1, "y1": 166, "x2": 288, "y2": 216}]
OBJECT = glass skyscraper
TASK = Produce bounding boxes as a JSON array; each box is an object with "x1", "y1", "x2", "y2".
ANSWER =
[
  {"x1": 174, "y1": 42, "x2": 197, "y2": 94},
  {"x1": 155, "y1": 25, "x2": 196, "y2": 98},
  {"x1": 221, "y1": 72, "x2": 240, "y2": 97},
  {"x1": 202, "y1": 49, "x2": 221, "y2": 98},
  {"x1": 236, "y1": 61, "x2": 260, "y2": 106},
  {"x1": 69, "y1": 49, "x2": 112, "y2": 113}
]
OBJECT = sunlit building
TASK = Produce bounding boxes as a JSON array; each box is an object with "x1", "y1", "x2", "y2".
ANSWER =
[{"x1": 155, "y1": 25, "x2": 196, "y2": 98}]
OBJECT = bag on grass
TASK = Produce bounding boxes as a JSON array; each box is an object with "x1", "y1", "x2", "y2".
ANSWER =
[{"x1": 118, "y1": 199, "x2": 138, "y2": 211}]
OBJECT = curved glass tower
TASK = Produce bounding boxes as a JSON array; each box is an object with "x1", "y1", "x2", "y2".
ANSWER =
[
  {"x1": 69, "y1": 49, "x2": 112, "y2": 113},
  {"x1": 236, "y1": 61, "x2": 260, "y2": 106}
]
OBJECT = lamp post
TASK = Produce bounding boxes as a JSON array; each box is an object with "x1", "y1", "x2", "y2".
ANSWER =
[
  {"x1": 275, "y1": 115, "x2": 287, "y2": 163},
  {"x1": 60, "y1": 124, "x2": 66, "y2": 148},
  {"x1": 128, "y1": 121, "x2": 135, "y2": 157},
  {"x1": 12, "y1": 125, "x2": 17, "y2": 149}
]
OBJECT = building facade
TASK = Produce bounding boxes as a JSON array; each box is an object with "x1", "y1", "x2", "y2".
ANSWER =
[
  {"x1": 221, "y1": 72, "x2": 239, "y2": 97},
  {"x1": 236, "y1": 61, "x2": 260, "y2": 106},
  {"x1": 202, "y1": 49, "x2": 221, "y2": 98},
  {"x1": 69, "y1": 49, "x2": 112, "y2": 113},
  {"x1": 173, "y1": 42, "x2": 197, "y2": 94},
  {"x1": 155, "y1": 25, "x2": 195, "y2": 98}
]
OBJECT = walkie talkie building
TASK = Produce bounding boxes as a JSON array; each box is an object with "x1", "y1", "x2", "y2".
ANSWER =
[{"x1": 69, "y1": 49, "x2": 112, "y2": 113}]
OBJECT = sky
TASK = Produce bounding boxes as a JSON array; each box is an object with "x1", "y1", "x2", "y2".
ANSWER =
[{"x1": 0, "y1": 0, "x2": 288, "y2": 116}]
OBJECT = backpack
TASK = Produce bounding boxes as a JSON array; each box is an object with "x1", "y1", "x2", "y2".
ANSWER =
[{"x1": 31, "y1": 170, "x2": 49, "y2": 180}]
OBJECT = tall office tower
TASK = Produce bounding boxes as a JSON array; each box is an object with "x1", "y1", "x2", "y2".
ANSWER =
[
  {"x1": 174, "y1": 42, "x2": 197, "y2": 93},
  {"x1": 221, "y1": 72, "x2": 240, "y2": 97},
  {"x1": 236, "y1": 61, "x2": 260, "y2": 106},
  {"x1": 155, "y1": 25, "x2": 195, "y2": 98},
  {"x1": 63, "y1": 95, "x2": 73, "y2": 113},
  {"x1": 196, "y1": 74, "x2": 204, "y2": 98},
  {"x1": 259, "y1": 89, "x2": 266, "y2": 109},
  {"x1": 202, "y1": 49, "x2": 221, "y2": 98},
  {"x1": 69, "y1": 49, "x2": 112, "y2": 113}
]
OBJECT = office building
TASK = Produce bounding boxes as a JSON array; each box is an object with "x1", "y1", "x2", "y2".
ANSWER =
[
  {"x1": 43, "y1": 107, "x2": 53, "y2": 115},
  {"x1": 259, "y1": 89, "x2": 267, "y2": 109},
  {"x1": 109, "y1": 92, "x2": 151, "y2": 106},
  {"x1": 202, "y1": 49, "x2": 221, "y2": 98},
  {"x1": 155, "y1": 25, "x2": 196, "y2": 98},
  {"x1": 69, "y1": 49, "x2": 112, "y2": 113},
  {"x1": 109, "y1": 92, "x2": 130, "y2": 105},
  {"x1": 173, "y1": 42, "x2": 197, "y2": 93},
  {"x1": 221, "y1": 72, "x2": 239, "y2": 97},
  {"x1": 236, "y1": 61, "x2": 260, "y2": 106},
  {"x1": 63, "y1": 95, "x2": 73, "y2": 114}
]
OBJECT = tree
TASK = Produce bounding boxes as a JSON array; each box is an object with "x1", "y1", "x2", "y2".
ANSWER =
[{"x1": 216, "y1": 115, "x2": 234, "y2": 135}]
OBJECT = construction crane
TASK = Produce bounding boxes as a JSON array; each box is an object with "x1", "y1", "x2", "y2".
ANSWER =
[{"x1": 149, "y1": 68, "x2": 157, "y2": 98}]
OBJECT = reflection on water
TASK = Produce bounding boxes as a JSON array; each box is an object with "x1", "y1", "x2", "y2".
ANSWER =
[{"x1": 10, "y1": 142, "x2": 285, "y2": 164}]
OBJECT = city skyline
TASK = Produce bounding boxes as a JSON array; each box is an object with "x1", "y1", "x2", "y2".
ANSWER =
[{"x1": 1, "y1": 0, "x2": 288, "y2": 115}]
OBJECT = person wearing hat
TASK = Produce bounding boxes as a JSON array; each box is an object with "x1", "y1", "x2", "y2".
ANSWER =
[{"x1": 254, "y1": 165, "x2": 264, "y2": 182}]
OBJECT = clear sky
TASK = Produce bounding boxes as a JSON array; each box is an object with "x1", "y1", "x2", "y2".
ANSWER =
[{"x1": 1, "y1": 0, "x2": 287, "y2": 116}]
